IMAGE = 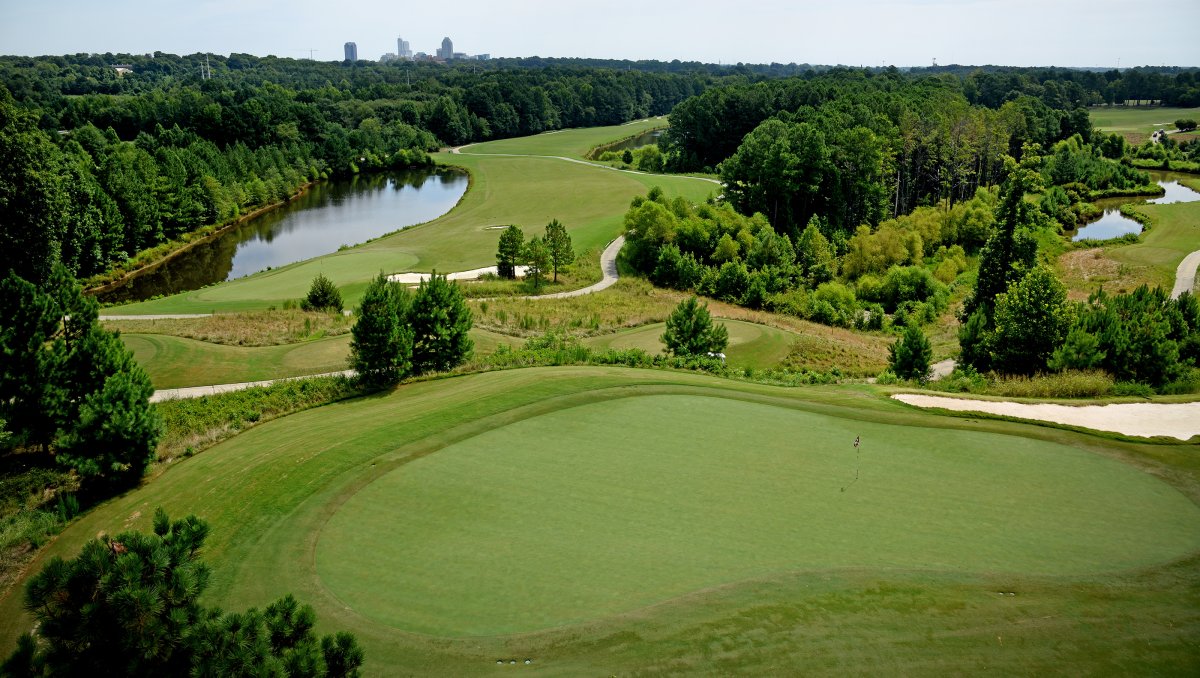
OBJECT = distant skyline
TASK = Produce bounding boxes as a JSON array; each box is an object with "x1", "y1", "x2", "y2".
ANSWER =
[{"x1": 2, "y1": 0, "x2": 1198, "y2": 67}]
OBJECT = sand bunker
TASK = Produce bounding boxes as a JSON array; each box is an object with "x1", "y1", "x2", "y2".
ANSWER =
[
  {"x1": 388, "y1": 266, "x2": 528, "y2": 284},
  {"x1": 893, "y1": 394, "x2": 1200, "y2": 440}
]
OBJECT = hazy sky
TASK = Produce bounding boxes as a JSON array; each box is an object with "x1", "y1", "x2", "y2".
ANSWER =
[{"x1": 2, "y1": 0, "x2": 1197, "y2": 67}]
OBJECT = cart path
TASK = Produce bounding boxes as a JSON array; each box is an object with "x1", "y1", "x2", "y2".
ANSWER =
[{"x1": 1172, "y1": 249, "x2": 1200, "y2": 299}]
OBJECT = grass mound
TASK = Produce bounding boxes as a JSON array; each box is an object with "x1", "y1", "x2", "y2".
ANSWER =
[{"x1": 316, "y1": 393, "x2": 1200, "y2": 636}]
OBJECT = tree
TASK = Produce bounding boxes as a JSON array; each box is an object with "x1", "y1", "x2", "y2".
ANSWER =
[
  {"x1": 889, "y1": 324, "x2": 933, "y2": 382},
  {"x1": 543, "y1": 219, "x2": 574, "y2": 282},
  {"x1": 349, "y1": 272, "x2": 412, "y2": 386},
  {"x1": 962, "y1": 151, "x2": 1043, "y2": 321},
  {"x1": 495, "y1": 225, "x2": 525, "y2": 280},
  {"x1": 1175, "y1": 119, "x2": 1197, "y2": 132},
  {"x1": 661, "y1": 297, "x2": 729, "y2": 357},
  {"x1": 989, "y1": 265, "x2": 1072, "y2": 375},
  {"x1": 4, "y1": 509, "x2": 364, "y2": 677},
  {"x1": 409, "y1": 273, "x2": 473, "y2": 374},
  {"x1": 523, "y1": 236, "x2": 552, "y2": 292},
  {"x1": 301, "y1": 273, "x2": 343, "y2": 313},
  {"x1": 0, "y1": 265, "x2": 160, "y2": 488},
  {"x1": 794, "y1": 217, "x2": 834, "y2": 286}
]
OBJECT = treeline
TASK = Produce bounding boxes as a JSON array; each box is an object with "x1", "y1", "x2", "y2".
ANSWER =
[
  {"x1": 0, "y1": 54, "x2": 725, "y2": 286},
  {"x1": 663, "y1": 70, "x2": 1092, "y2": 236}
]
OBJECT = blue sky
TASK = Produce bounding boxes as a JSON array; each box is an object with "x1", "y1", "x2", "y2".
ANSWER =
[{"x1": 2, "y1": 0, "x2": 1197, "y2": 67}]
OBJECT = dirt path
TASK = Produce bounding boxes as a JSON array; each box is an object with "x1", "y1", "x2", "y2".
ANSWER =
[
  {"x1": 1172, "y1": 249, "x2": 1200, "y2": 299},
  {"x1": 892, "y1": 393, "x2": 1200, "y2": 440}
]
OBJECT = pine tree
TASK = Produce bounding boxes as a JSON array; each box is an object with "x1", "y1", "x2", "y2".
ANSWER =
[
  {"x1": 409, "y1": 273, "x2": 473, "y2": 374},
  {"x1": 495, "y1": 225, "x2": 525, "y2": 279},
  {"x1": 889, "y1": 323, "x2": 933, "y2": 382},
  {"x1": 543, "y1": 219, "x2": 574, "y2": 282},
  {"x1": 662, "y1": 297, "x2": 729, "y2": 357},
  {"x1": 349, "y1": 273, "x2": 412, "y2": 386},
  {"x1": 301, "y1": 273, "x2": 343, "y2": 313},
  {"x1": 523, "y1": 236, "x2": 552, "y2": 291},
  {"x1": 6, "y1": 510, "x2": 365, "y2": 677}
]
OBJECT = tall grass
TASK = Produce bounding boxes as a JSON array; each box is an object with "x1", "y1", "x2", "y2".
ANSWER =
[{"x1": 155, "y1": 375, "x2": 363, "y2": 463}]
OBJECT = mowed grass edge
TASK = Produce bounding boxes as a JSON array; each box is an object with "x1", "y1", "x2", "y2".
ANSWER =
[{"x1": 3, "y1": 367, "x2": 1198, "y2": 675}]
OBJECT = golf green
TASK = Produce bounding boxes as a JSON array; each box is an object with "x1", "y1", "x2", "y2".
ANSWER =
[{"x1": 316, "y1": 393, "x2": 1200, "y2": 637}]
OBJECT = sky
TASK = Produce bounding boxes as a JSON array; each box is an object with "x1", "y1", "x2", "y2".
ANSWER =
[{"x1": 2, "y1": 0, "x2": 1197, "y2": 68}]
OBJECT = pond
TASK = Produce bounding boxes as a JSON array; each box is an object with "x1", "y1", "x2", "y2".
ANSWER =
[
  {"x1": 588, "y1": 129, "x2": 664, "y2": 159},
  {"x1": 1072, "y1": 171, "x2": 1200, "y2": 242},
  {"x1": 99, "y1": 169, "x2": 468, "y2": 303}
]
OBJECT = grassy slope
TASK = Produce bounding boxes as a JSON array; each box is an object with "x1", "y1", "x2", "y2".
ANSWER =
[
  {"x1": 464, "y1": 117, "x2": 667, "y2": 157},
  {"x1": 1090, "y1": 106, "x2": 1200, "y2": 133},
  {"x1": 104, "y1": 123, "x2": 714, "y2": 316},
  {"x1": 123, "y1": 328, "x2": 515, "y2": 389},
  {"x1": 1058, "y1": 201, "x2": 1200, "y2": 297},
  {"x1": 583, "y1": 318, "x2": 796, "y2": 369},
  {"x1": 1109, "y1": 201, "x2": 1200, "y2": 290},
  {"x1": 320, "y1": 393, "x2": 1198, "y2": 636},
  {"x1": 3, "y1": 367, "x2": 1198, "y2": 675}
]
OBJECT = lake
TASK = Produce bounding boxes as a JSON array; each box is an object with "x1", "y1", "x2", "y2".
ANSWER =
[
  {"x1": 1072, "y1": 171, "x2": 1200, "y2": 242},
  {"x1": 99, "y1": 169, "x2": 468, "y2": 303}
]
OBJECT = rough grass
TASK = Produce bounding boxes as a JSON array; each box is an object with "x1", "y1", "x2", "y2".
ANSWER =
[
  {"x1": 1057, "y1": 201, "x2": 1200, "y2": 297},
  {"x1": 106, "y1": 310, "x2": 352, "y2": 346},
  {"x1": 123, "y1": 327, "x2": 516, "y2": 389},
  {"x1": 581, "y1": 319, "x2": 795, "y2": 369},
  {"x1": 103, "y1": 123, "x2": 715, "y2": 316},
  {"x1": 475, "y1": 278, "x2": 891, "y2": 375},
  {"x1": 4, "y1": 367, "x2": 1199, "y2": 675}
]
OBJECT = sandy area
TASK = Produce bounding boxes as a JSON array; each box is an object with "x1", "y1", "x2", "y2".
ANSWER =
[
  {"x1": 388, "y1": 266, "x2": 528, "y2": 284},
  {"x1": 892, "y1": 394, "x2": 1200, "y2": 440}
]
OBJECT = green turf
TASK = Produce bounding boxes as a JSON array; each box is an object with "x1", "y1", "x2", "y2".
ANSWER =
[
  {"x1": 1090, "y1": 106, "x2": 1200, "y2": 134},
  {"x1": 3, "y1": 367, "x2": 1199, "y2": 674},
  {"x1": 463, "y1": 117, "x2": 667, "y2": 158},
  {"x1": 318, "y1": 393, "x2": 1200, "y2": 636},
  {"x1": 123, "y1": 328, "x2": 514, "y2": 388},
  {"x1": 1108, "y1": 201, "x2": 1200, "y2": 288},
  {"x1": 583, "y1": 318, "x2": 796, "y2": 369},
  {"x1": 104, "y1": 124, "x2": 716, "y2": 316}
]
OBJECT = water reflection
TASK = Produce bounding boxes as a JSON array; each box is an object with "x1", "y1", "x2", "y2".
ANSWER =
[
  {"x1": 1071, "y1": 171, "x2": 1199, "y2": 242},
  {"x1": 100, "y1": 169, "x2": 467, "y2": 303}
]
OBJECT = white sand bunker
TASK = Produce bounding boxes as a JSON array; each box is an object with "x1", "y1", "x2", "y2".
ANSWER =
[
  {"x1": 388, "y1": 265, "x2": 528, "y2": 284},
  {"x1": 893, "y1": 394, "x2": 1200, "y2": 441}
]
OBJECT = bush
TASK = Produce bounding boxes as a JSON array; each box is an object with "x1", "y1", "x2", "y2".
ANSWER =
[{"x1": 300, "y1": 273, "x2": 343, "y2": 313}]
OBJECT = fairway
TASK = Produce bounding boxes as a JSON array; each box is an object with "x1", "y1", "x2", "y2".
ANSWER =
[
  {"x1": 4, "y1": 367, "x2": 1199, "y2": 674},
  {"x1": 1090, "y1": 106, "x2": 1200, "y2": 134},
  {"x1": 105, "y1": 123, "x2": 715, "y2": 316},
  {"x1": 584, "y1": 318, "x2": 795, "y2": 368},
  {"x1": 123, "y1": 328, "x2": 515, "y2": 388}
]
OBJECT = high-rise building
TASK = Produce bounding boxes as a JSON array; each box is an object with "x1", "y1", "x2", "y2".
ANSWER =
[
  {"x1": 397, "y1": 37, "x2": 411, "y2": 58},
  {"x1": 344, "y1": 42, "x2": 358, "y2": 61},
  {"x1": 438, "y1": 37, "x2": 453, "y2": 60}
]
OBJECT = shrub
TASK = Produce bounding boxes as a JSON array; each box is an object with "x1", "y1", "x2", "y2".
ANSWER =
[{"x1": 300, "y1": 273, "x2": 343, "y2": 313}]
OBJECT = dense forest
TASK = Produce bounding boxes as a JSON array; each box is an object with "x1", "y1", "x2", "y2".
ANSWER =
[{"x1": 0, "y1": 52, "x2": 1196, "y2": 290}]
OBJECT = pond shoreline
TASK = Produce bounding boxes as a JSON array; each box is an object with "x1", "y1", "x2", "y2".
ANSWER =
[{"x1": 85, "y1": 180, "x2": 322, "y2": 298}]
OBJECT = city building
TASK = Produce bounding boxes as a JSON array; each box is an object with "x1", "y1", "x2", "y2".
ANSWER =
[
  {"x1": 437, "y1": 37, "x2": 453, "y2": 60},
  {"x1": 398, "y1": 37, "x2": 412, "y2": 58},
  {"x1": 344, "y1": 42, "x2": 357, "y2": 61}
]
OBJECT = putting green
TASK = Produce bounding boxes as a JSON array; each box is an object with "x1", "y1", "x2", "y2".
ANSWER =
[
  {"x1": 584, "y1": 319, "x2": 795, "y2": 368},
  {"x1": 316, "y1": 393, "x2": 1200, "y2": 636}
]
